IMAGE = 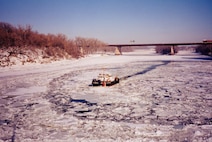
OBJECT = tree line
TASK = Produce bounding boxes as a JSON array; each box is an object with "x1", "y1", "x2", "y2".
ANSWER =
[
  {"x1": 195, "y1": 45, "x2": 212, "y2": 56},
  {"x1": 0, "y1": 22, "x2": 109, "y2": 58},
  {"x1": 155, "y1": 45, "x2": 212, "y2": 56}
]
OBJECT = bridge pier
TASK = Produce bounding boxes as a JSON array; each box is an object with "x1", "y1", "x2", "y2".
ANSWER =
[
  {"x1": 170, "y1": 45, "x2": 175, "y2": 55},
  {"x1": 115, "y1": 46, "x2": 122, "y2": 55}
]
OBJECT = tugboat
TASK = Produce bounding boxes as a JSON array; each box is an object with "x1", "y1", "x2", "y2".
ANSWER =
[{"x1": 92, "y1": 73, "x2": 119, "y2": 86}]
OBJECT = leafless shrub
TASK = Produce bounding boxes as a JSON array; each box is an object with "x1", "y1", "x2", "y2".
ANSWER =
[
  {"x1": 0, "y1": 22, "x2": 108, "y2": 60},
  {"x1": 75, "y1": 37, "x2": 106, "y2": 54},
  {"x1": 195, "y1": 45, "x2": 212, "y2": 56}
]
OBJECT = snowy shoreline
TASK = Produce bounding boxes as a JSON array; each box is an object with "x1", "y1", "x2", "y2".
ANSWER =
[
  {"x1": 0, "y1": 50, "x2": 211, "y2": 77},
  {"x1": 0, "y1": 50, "x2": 211, "y2": 142}
]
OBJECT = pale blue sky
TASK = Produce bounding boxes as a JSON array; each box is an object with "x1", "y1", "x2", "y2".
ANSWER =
[{"x1": 0, "y1": 0, "x2": 212, "y2": 44}]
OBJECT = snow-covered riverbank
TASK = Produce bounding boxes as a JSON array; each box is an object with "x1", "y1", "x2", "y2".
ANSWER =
[{"x1": 0, "y1": 50, "x2": 211, "y2": 142}]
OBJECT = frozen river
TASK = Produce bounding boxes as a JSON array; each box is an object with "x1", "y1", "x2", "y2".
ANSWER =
[{"x1": 0, "y1": 50, "x2": 211, "y2": 142}]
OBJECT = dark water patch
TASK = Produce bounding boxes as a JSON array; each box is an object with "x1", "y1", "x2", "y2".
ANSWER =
[
  {"x1": 25, "y1": 103, "x2": 39, "y2": 108},
  {"x1": 200, "y1": 118, "x2": 212, "y2": 125},
  {"x1": 70, "y1": 99, "x2": 97, "y2": 106},
  {"x1": 0, "y1": 119, "x2": 11, "y2": 125},
  {"x1": 173, "y1": 124, "x2": 184, "y2": 129},
  {"x1": 121, "y1": 61, "x2": 170, "y2": 80},
  {"x1": 2, "y1": 95, "x2": 17, "y2": 100},
  {"x1": 183, "y1": 57, "x2": 212, "y2": 61},
  {"x1": 181, "y1": 119, "x2": 194, "y2": 125},
  {"x1": 103, "y1": 103, "x2": 113, "y2": 106},
  {"x1": 75, "y1": 110, "x2": 92, "y2": 113}
]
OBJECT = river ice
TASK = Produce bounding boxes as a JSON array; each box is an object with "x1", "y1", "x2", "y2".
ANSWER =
[{"x1": 0, "y1": 50, "x2": 211, "y2": 142}]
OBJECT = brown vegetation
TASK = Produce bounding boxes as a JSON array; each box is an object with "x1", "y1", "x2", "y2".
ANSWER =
[
  {"x1": 0, "y1": 22, "x2": 108, "y2": 67},
  {"x1": 75, "y1": 37, "x2": 110, "y2": 55}
]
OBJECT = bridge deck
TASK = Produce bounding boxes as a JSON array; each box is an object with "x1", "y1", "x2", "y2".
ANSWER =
[
  {"x1": 108, "y1": 42, "x2": 212, "y2": 55},
  {"x1": 108, "y1": 42, "x2": 212, "y2": 47}
]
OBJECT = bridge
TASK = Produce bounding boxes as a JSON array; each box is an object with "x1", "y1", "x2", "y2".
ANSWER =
[{"x1": 108, "y1": 41, "x2": 212, "y2": 55}]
